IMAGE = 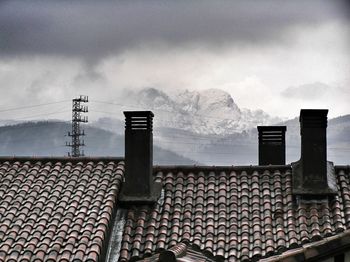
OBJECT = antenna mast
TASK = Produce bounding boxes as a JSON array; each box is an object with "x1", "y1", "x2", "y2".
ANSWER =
[{"x1": 66, "y1": 95, "x2": 88, "y2": 157}]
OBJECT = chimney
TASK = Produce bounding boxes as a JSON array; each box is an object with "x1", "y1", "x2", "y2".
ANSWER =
[
  {"x1": 292, "y1": 109, "x2": 337, "y2": 196},
  {"x1": 257, "y1": 126, "x2": 286, "y2": 165},
  {"x1": 119, "y1": 111, "x2": 161, "y2": 204}
]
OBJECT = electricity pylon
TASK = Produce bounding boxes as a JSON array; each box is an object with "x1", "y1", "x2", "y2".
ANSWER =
[{"x1": 66, "y1": 95, "x2": 88, "y2": 157}]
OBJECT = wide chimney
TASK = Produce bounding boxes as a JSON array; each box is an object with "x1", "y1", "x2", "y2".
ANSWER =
[
  {"x1": 119, "y1": 111, "x2": 161, "y2": 204},
  {"x1": 292, "y1": 109, "x2": 337, "y2": 196},
  {"x1": 257, "y1": 126, "x2": 286, "y2": 165}
]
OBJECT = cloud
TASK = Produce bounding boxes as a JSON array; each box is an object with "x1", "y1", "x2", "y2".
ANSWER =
[
  {"x1": 0, "y1": 0, "x2": 349, "y2": 61},
  {"x1": 279, "y1": 82, "x2": 350, "y2": 117},
  {"x1": 281, "y1": 82, "x2": 330, "y2": 100},
  {"x1": 0, "y1": 0, "x2": 349, "y2": 120}
]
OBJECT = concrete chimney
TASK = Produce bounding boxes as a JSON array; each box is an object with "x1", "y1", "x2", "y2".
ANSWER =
[
  {"x1": 257, "y1": 126, "x2": 286, "y2": 165},
  {"x1": 119, "y1": 111, "x2": 161, "y2": 204},
  {"x1": 292, "y1": 109, "x2": 337, "y2": 196}
]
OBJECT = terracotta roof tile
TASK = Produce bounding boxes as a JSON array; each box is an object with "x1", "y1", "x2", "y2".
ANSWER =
[
  {"x1": 0, "y1": 158, "x2": 124, "y2": 262},
  {"x1": 119, "y1": 166, "x2": 350, "y2": 261},
  {"x1": 2, "y1": 156, "x2": 349, "y2": 261}
]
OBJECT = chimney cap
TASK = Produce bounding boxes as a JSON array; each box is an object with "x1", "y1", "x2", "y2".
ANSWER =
[
  {"x1": 257, "y1": 126, "x2": 286, "y2": 132},
  {"x1": 124, "y1": 111, "x2": 154, "y2": 117},
  {"x1": 300, "y1": 109, "x2": 328, "y2": 117},
  {"x1": 299, "y1": 109, "x2": 328, "y2": 128}
]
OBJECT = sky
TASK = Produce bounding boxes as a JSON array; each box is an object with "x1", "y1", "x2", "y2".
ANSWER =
[{"x1": 0, "y1": 0, "x2": 349, "y2": 121}]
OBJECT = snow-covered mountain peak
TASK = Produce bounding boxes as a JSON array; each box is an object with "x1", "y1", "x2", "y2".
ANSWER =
[
  {"x1": 119, "y1": 87, "x2": 281, "y2": 135},
  {"x1": 199, "y1": 89, "x2": 239, "y2": 109},
  {"x1": 136, "y1": 88, "x2": 173, "y2": 109}
]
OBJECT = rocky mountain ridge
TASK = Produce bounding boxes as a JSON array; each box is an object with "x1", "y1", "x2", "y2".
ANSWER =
[{"x1": 118, "y1": 87, "x2": 281, "y2": 135}]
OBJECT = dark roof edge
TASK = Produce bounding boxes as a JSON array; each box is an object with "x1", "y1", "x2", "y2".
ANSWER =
[
  {"x1": 261, "y1": 229, "x2": 350, "y2": 262},
  {"x1": 154, "y1": 164, "x2": 292, "y2": 172},
  {"x1": 0, "y1": 156, "x2": 124, "y2": 164},
  {"x1": 335, "y1": 165, "x2": 350, "y2": 172}
]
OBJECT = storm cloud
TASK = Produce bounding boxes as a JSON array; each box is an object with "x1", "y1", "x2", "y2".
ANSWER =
[
  {"x1": 0, "y1": 0, "x2": 349, "y2": 120},
  {"x1": 0, "y1": 0, "x2": 349, "y2": 61}
]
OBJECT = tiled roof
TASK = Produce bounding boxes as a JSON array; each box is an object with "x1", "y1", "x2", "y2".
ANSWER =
[
  {"x1": 0, "y1": 157, "x2": 124, "y2": 262},
  {"x1": 138, "y1": 242, "x2": 216, "y2": 262},
  {"x1": 1, "y1": 157, "x2": 350, "y2": 262},
  {"x1": 119, "y1": 165, "x2": 350, "y2": 262}
]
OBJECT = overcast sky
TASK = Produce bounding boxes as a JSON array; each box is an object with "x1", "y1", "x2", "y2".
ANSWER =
[{"x1": 0, "y1": 0, "x2": 349, "y2": 121}]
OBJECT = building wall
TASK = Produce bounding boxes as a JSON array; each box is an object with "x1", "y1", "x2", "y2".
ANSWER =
[
  {"x1": 345, "y1": 251, "x2": 350, "y2": 262},
  {"x1": 319, "y1": 251, "x2": 350, "y2": 262}
]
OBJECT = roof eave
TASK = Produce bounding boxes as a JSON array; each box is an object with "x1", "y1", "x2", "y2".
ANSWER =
[{"x1": 260, "y1": 229, "x2": 350, "y2": 262}]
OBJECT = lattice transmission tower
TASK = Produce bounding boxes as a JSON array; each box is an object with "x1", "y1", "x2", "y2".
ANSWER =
[{"x1": 66, "y1": 95, "x2": 88, "y2": 157}]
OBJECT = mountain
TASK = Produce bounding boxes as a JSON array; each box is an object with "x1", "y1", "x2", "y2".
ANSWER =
[
  {"x1": 0, "y1": 121, "x2": 199, "y2": 165},
  {"x1": 92, "y1": 113, "x2": 350, "y2": 166},
  {"x1": 118, "y1": 87, "x2": 281, "y2": 135},
  {"x1": 1, "y1": 85, "x2": 348, "y2": 166},
  {"x1": 0, "y1": 114, "x2": 348, "y2": 167},
  {"x1": 189, "y1": 114, "x2": 350, "y2": 165}
]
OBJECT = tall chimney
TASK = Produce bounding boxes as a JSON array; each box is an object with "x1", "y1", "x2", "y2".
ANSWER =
[
  {"x1": 292, "y1": 109, "x2": 337, "y2": 196},
  {"x1": 257, "y1": 126, "x2": 286, "y2": 165},
  {"x1": 119, "y1": 111, "x2": 161, "y2": 204}
]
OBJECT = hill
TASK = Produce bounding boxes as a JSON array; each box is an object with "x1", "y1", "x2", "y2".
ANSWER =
[
  {"x1": 92, "y1": 114, "x2": 350, "y2": 165},
  {"x1": 0, "y1": 121, "x2": 199, "y2": 165},
  {"x1": 0, "y1": 113, "x2": 349, "y2": 166}
]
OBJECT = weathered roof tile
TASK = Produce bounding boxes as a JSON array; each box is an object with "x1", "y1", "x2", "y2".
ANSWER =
[
  {"x1": 119, "y1": 166, "x2": 350, "y2": 261},
  {"x1": 0, "y1": 158, "x2": 124, "y2": 262}
]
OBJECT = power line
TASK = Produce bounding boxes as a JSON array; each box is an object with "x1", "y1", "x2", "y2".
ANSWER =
[
  {"x1": 90, "y1": 100, "x2": 286, "y2": 124},
  {"x1": 11, "y1": 109, "x2": 71, "y2": 121},
  {"x1": 91, "y1": 109, "x2": 295, "y2": 134},
  {"x1": 0, "y1": 100, "x2": 347, "y2": 155},
  {"x1": 92, "y1": 109, "x2": 248, "y2": 131},
  {"x1": 2, "y1": 109, "x2": 347, "y2": 152},
  {"x1": 88, "y1": 111, "x2": 350, "y2": 151},
  {"x1": 2, "y1": 124, "x2": 347, "y2": 154},
  {"x1": 154, "y1": 139, "x2": 350, "y2": 152},
  {"x1": 86, "y1": 113, "x2": 350, "y2": 152},
  {"x1": 0, "y1": 127, "x2": 347, "y2": 157},
  {"x1": 0, "y1": 100, "x2": 70, "y2": 113},
  {"x1": 154, "y1": 146, "x2": 349, "y2": 156}
]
